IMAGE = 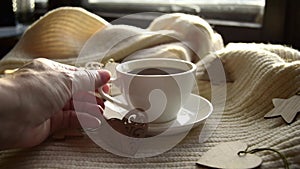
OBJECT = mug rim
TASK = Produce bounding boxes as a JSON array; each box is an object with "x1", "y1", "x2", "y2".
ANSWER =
[{"x1": 116, "y1": 58, "x2": 197, "y2": 77}]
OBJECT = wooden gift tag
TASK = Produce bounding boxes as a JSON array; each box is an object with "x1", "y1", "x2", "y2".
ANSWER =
[
  {"x1": 265, "y1": 95, "x2": 300, "y2": 124},
  {"x1": 197, "y1": 141, "x2": 262, "y2": 169}
]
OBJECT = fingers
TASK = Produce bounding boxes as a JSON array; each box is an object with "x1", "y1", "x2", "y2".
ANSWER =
[
  {"x1": 63, "y1": 84, "x2": 111, "y2": 111},
  {"x1": 71, "y1": 91, "x2": 105, "y2": 109},
  {"x1": 73, "y1": 90, "x2": 110, "y2": 105},
  {"x1": 72, "y1": 69, "x2": 111, "y2": 94},
  {"x1": 72, "y1": 100, "x2": 104, "y2": 119},
  {"x1": 76, "y1": 112, "x2": 102, "y2": 129},
  {"x1": 61, "y1": 100, "x2": 107, "y2": 132},
  {"x1": 50, "y1": 110, "x2": 104, "y2": 134},
  {"x1": 50, "y1": 110, "x2": 78, "y2": 133},
  {"x1": 99, "y1": 83, "x2": 110, "y2": 94}
]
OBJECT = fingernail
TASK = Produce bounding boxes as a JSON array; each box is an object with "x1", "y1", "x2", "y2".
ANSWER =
[{"x1": 99, "y1": 69, "x2": 111, "y2": 83}]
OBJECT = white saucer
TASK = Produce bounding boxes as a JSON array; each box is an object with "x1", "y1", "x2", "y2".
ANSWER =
[{"x1": 104, "y1": 94, "x2": 213, "y2": 136}]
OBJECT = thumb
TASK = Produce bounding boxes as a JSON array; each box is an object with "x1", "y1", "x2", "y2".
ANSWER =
[{"x1": 72, "y1": 69, "x2": 111, "y2": 93}]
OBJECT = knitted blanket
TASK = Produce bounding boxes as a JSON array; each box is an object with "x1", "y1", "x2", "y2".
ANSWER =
[{"x1": 0, "y1": 7, "x2": 299, "y2": 169}]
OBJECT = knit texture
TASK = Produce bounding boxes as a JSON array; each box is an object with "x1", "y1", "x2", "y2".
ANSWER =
[{"x1": 0, "y1": 7, "x2": 300, "y2": 169}]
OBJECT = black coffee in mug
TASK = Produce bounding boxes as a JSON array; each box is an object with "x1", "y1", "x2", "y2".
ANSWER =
[{"x1": 129, "y1": 67, "x2": 185, "y2": 75}]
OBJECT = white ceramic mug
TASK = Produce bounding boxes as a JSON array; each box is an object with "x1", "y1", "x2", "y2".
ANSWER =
[{"x1": 99, "y1": 58, "x2": 197, "y2": 124}]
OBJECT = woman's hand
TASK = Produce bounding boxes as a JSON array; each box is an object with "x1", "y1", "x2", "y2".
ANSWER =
[{"x1": 0, "y1": 58, "x2": 110, "y2": 150}]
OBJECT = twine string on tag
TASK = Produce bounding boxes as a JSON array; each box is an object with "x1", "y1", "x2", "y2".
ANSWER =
[{"x1": 238, "y1": 146, "x2": 289, "y2": 169}]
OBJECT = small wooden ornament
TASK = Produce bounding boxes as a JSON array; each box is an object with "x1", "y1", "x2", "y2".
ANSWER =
[
  {"x1": 196, "y1": 141, "x2": 262, "y2": 169},
  {"x1": 264, "y1": 95, "x2": 300, "y2": 124},
  {"x1": 107, "y1": 108, "x2": 148, "y2": 138}
]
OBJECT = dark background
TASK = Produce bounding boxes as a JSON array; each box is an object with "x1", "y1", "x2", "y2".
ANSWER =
[{"x1": 0, "y1": 0, "x2": 299, "y2": 59}]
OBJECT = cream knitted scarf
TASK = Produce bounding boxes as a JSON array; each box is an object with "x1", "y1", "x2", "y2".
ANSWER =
[{"x1": 0, "y1": 7, "x2": 299, "y2": 169}]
